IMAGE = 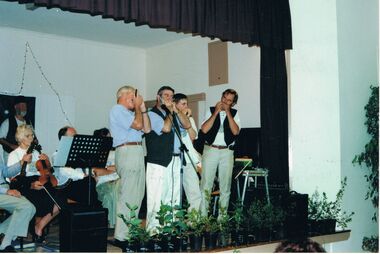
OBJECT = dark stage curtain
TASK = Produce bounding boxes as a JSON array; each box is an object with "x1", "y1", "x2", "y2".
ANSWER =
[
  {"x1": 9, "y1": 0, "x2": 292, "y2": 189},
  {"x1": 260, "y1": 47, "x2": 289, "y2": 188},
  {"x1": 10, "y1": 0, "x2": 292, "y2": 49}
]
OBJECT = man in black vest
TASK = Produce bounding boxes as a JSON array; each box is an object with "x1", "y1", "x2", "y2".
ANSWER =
[
  {"x1": 0, "y1": 96, "x2": 32, "y2": 159},
  {"x1": 200, "y1": 89, "x2": 240, "y2": 216},
  {"x1": 145, "y1": 86, "x2": 191, "y2": 233}
]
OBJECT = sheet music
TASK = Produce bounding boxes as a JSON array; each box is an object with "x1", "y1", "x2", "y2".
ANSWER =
[{"x1": 53, "y1": 136, "x2": 73, "y2": 167}]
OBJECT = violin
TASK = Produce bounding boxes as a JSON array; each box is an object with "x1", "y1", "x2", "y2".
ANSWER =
[
  {"x1": 34, "y1": 144, "x2": 58, "y2": 187},
  {"x1": 9, "y1": 138, "x2": 38, "y2": 193}
]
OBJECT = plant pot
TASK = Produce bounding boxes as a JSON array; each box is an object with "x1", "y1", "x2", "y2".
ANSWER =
[
  {"x1": 272, "y1": 226, "x2": 285, "y2": 241},
  {"x1": 247, "y1": 233, "x2": 256, "y2": 244},
  {"x1": 255, "y1": 229, "x2": 270, "y2": 242},
  {"x1": 219, "y1": 232, "x2": 230, "y2": 247},
  {"x1": 136, "y1": 241, "x2": 151, "y2": 253},
  {"x1": 308, "y1": 219, "x2": 336, "y2": 235},
  {"x1": 204, "y1": 231, "x2": 218, "y2": 250},
  {"x1": 189, "y1": 234, "x2": 203, "y2": 252},
  {"x1": 150, "y1": 238, "x2": 164, "y2": 252},
  {"x1": 121, "y1": 241, "x2": 137, "y2": 253},
  {"x1": 231, "y1": 229, "x2": 248, "y2": 246}
]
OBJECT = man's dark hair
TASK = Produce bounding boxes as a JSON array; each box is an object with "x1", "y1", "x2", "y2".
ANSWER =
[
  {"x1": 58, "y1": 126, "x2": 70, "y2": 140},
  {"x1": 274, "y1": 238, "x2": 326, "y2": 252},
  {"x1": 173, "y1": 93, "x2": 188, "y2": 103},
  {"x1": 222, "y1": 89, "x2": 239, "y2": 104},
  {"x1": 13, "y1": 96, "x2": 27, "y2": 106},
  {"x1": 93, "y1": 128, "x2": 110, "y2": 137},
  {"x1": 157, "y1": 86, "x2": 175, "y2": 96}
]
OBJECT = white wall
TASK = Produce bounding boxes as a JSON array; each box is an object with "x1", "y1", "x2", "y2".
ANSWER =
[
  {"x1": 0, "y1": 27, "x2": 146, "y2": 156},
  {"x1": 289, "y1": 0, "x2": 379, "y2": 252},
  {"x1": 334, "y1": 0, "x2": 379, "y2": 251},
  {"x1": 289, "y1": 0, "x2": 341, "y2": 197},
  {"x1": 146, "y1": 37, "x2": 261, "y2": 128}
]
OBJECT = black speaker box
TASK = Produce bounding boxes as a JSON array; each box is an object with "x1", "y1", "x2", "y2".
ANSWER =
[
  {"x1": 59, "y1": 205, "x2": 108, "y2": 252},
  {"x1": 283, "y1": 191, "x2": 308, "y2": 238}
]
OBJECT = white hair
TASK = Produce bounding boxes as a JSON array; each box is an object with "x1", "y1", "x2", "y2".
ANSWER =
[{"x1": 116, "y1": 85, "x2": 135, "y2": 102}]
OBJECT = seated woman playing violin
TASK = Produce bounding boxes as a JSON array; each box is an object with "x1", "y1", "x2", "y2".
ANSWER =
[{"x1": 7, "y1": 124, "x2": 60, "y2": 244}]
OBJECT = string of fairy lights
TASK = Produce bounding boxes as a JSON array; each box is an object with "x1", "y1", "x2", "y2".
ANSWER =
[{"x1": 1, "y1": 41, "x2": 73, "y2": 126}]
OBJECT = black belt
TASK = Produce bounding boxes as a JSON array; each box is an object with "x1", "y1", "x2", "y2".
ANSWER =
[{"x1": 173, "y1": 153, "x2": 181, "y2": 157}]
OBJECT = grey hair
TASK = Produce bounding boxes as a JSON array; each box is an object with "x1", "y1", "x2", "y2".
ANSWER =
[{"x1": 116, "y1": 85, "x2": 135, "y2": 101}]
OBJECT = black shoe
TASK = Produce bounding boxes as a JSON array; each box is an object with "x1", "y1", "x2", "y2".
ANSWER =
[
  {"x1": 31, "y1": 232, "x2": 47, "y2": 245},
  {"x1": 0, "y1": 245, "x2": 16, "y2": 252}
]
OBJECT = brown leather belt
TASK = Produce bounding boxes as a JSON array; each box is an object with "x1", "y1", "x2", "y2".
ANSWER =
[
  {"x1": 116, "y1": 142, "x2": 142, "y2": 148},
  {"x1": 209, "y1": 144, "x2": 228, "y2": 149}
]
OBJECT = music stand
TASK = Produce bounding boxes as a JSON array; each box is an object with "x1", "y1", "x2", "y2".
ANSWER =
[{"x1": 54, "y1": 134, "x2": 113, "y2": 206}]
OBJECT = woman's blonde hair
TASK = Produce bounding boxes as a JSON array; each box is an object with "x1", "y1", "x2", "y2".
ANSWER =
[
  {"x1": 116, "y1": 85, "x2": 135, "y2": 102},
  {"x1": 15, "y1": 124, "x2": 34, "y2": 144}
]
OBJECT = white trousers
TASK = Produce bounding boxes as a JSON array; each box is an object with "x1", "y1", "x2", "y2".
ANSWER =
[
  {"x1": 114, "y1": 145, "x2": 145, "y2": 241},
  {"x1": 146, "y1": 156, "x2": 181, "y2": 233},
  {"x1": 200, "y1": 145, "x2": 234, "y2": 216},
  {"x1": 182, "y1": 162, "x2": 201, "y2": 212},
  {"x1": 0, "y1": 195, "x2": 36, "y2": 242}
]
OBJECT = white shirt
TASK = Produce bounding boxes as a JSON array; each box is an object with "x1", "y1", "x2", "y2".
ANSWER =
[
  {"x1": 7, "y1": 147, "x2": 40, "y2": 177},
  {"x1": 182, "y1": 117, "x2": 201, "y2": 165},
  {"x1": 51, "y1": 152, "x2": 85, "y2": 185},
  {"x1": 202, "y1": 109, "x2": 241, "y2": 146}
]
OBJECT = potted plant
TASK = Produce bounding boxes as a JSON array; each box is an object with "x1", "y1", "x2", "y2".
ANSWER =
[
  {"x1": 308, "y1": 177, "x2": 354, "y2": 235},
  {"x1": 186, "y1": 208, "x2": 205, "y2": 252},
  {"x1": 218, "y1": 206, "x2": 231, "y2": 247},
  {"x1": 155, "y1": 203, "x2": 188, "y2": 252},
  {"x1": 261, "y1": 202, "x2": 286, "y2": 241},
  {"x1": 230, "y1": 200, "x2": 247, "y2": 246},
  {"x1": 118, "y1": 203, "x2": 151, "y2": 252},
  {"x1": 246, "y1": 199, "x2": 266, "y2": 242},
  {"x1": 201, "y1": 190, "x2": 219, "y2": 250}
]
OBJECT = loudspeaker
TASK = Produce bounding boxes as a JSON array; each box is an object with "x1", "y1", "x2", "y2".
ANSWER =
[
  {"x1": 283, "y1": 191, "x2": 308, "y2": 238},
  {"x1": 60, "y1": 205, "x2": 108, "y2": 252}
]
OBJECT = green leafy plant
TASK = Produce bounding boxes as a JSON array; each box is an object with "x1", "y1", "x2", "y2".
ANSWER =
[
  {"x1": 202, "y1": 190, "x2": 219, "y2": 233},
  {"x1": 262, "y1": 203, "x2": 286, "y2": 231},
  {"x1": 218, "y1": 206, "x2": 231, "y2": 234},
  {"x1": 352, "y1": 85, "x2": 378, "y2": 252},
  {"x1": 362, "y1": 236, "x2": 379, "y2": 252},
  {"x1": 353, "y1": 85, "x2": 379, "y2": 217},
  {"x1": 186, "y1": 208, "x2": 205, "y2": 237},
  {"x1": 231, "y1": 200, "x2": 245, "y2": 231},
  {"x1": 308, "y1": 177, "x2": 354, "y2": 229},
  {"x1": 156, "y1": 203, "x2": 188, "y2": 239},
  {"x1": 118, "y1": 202, "x2": 150, "y2": 245},
  {"x1": 247, "y1": 200, "x2": 285, "y2": 232}
]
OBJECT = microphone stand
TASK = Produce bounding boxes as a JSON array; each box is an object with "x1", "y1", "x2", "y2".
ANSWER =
[{"x1": 163, "y1": 107, "x2": 198, "y2": 252}]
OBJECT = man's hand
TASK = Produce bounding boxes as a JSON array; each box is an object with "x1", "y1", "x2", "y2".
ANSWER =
[
  {"x1": 6, "y1": 189, "x2": 21, "y2": 197},
  {"x1": 31, "y1": 181, "x2": 43, "y2": 190},
  {"x1": 140, "y1": 100, "x2": 147, "y2": 112},
  {"x1": 222, "y1": 102, "x2": 231, "y2": 113},
  {"x1": 38, "y1": 153, "x2": 49, "y2": 161},
  {"x1": 21, "y1": 153, "x2": 32, "y2": 164},
  {"x1": 182, "y1": 108, "x2": 192, "y2": 117},
  {"x1": 134, "y1": 94, "x2": 143, "y2": 109},
  {"x1": 215, "y1": 101, "x2": 223, "y2": 114}
]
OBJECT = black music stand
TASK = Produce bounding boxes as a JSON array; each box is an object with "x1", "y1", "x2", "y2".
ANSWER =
[{"x1": 54, "y1": 134, "x2": 112, "y2": 206}]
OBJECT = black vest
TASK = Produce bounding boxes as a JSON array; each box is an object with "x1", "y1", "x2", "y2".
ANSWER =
[
  {"x1": 203, "y1": 107, "x2": 238, "y2": 146},
  {"x1": 145, "y1": 107, "x2": 175, "y2": 167},
  {"x1": 3, "y1": 116, "x2": 31, "y2": 153}
]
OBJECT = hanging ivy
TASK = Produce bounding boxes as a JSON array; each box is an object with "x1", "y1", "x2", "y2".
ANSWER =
[
  {"x1": 353, "y1": 85, "x2": 379, "y2": 215},
  {"x1": 353, "y1": 85, "x2": 378, "y2": 253}
]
